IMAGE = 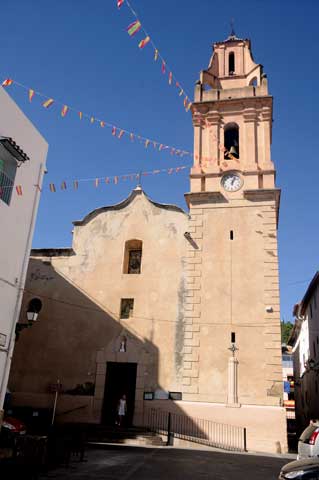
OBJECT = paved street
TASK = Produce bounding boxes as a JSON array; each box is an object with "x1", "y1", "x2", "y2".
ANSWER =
[{"x1": 46, "y1": 445, "x2": 293, "y2": 480}]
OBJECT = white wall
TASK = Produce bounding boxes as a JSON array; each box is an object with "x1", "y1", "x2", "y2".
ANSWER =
[{"x1": 0, "y1": 85, "x2": 48, "y2": 410}]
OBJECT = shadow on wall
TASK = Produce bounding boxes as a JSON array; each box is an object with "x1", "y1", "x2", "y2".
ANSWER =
[{"x1": 8, "y1": 258, "x2": 204, "y2": 440}]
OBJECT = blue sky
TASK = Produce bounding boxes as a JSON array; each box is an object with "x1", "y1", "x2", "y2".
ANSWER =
[{"x1": 2, "y1": 0, "x2": 318, "y2": 322}]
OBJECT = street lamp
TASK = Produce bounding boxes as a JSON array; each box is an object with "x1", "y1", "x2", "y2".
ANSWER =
[{"x1": 15, "y1": 298, "x2": 42, "y2": 338}]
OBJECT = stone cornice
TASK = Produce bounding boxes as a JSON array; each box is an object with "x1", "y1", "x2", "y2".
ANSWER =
[
  {"x1": 192, "y1": 95, "x2": 272, "y2": 111},
  {"x1": 184, "y1": 191, "x2": 227, "y2": 207}
]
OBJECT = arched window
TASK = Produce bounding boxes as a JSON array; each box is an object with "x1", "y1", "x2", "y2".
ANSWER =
[
  {"x1": 224, "y1": 123, "x2": 239, "y2": 159},
  {"x1": 228, "y1": 52, "x2": 235, "y2": 75},
  {"x1": 249, "y1": 77, "x2": 257, "y2": 87},
  {"x1": 123, "y1": 239, "x2": 142, "y2": 274}
]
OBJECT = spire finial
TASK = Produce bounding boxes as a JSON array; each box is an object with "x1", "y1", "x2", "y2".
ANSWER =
[{"x1": 230, "y1": 18, "x2": 235, "y2": 37}]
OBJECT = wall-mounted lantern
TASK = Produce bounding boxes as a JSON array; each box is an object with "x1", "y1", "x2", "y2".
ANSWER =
[{"x1": 16, "y1": 298, "x2": 42, "y2": 338}]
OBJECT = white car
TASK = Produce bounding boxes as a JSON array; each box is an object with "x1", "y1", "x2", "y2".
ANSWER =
[{"x1": 298, "y1": 421, "x2": 319, "y2": 459}]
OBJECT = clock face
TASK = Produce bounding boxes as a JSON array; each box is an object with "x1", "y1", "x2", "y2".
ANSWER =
[{"x1": 221, "y1": 172, "x2": 243, "y2": 192}]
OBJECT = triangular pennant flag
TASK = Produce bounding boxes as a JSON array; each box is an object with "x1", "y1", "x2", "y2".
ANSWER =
[
  {"x1": 79, "y1": 111, "x2": 83, "y2": 120},
  {"x1": 105, "y1": 177, "x2": 110, "y2": 184},
  {"x1": 100, "y1": 121, "x2": 105, "y2": 128},
  {"x1": 138, "y1": 36, "x2": 150, "y2": 49},
  {"x1": 118, "y1": 130, "x2": 124, "y2": 139},
  {"x1": 153, "y1": 141, "x2": 157, "y2": 148},
  {"x1": 90, "y1": 117, "x2": 94, "y2": 124},
  {"x1": 154, "y1": 49, "x2": 158, "y2": 61},
  {"x1": 114, "y1": 176, "x2": 118, "y2": 184},
  {"x1": 29, "y1": 89, "x2": 35, "y2": 102},
  {"x1": 42, "y1": 98, "x2": 54, "y2": 108},
  {"x1": 161, "y1": 61, "x2": 166, "y2": 74},
  {"x1": 159, "y1": 144, "x2": 164, "y2": 151},
  {"x1": 117, "y1": 0, "x2": 124, "y2": 7},
  {"x1": 73, "y1": 180, "x2": 78, "y2": 190},
  {"x1": 130, "y1": 133, "x2": 134, "y2": 141},
  {"x1": 127, "y1": 20, "x2": 141, "y2": 37},
  {"x1": 186, "y1": 102, "x2": 192, "y2": 112},
  {"x1": 16, "y1": 185, "x2": 23, "y2": 196},
  {"x1": 2, "y1": 79, "x2": 13, "y2": 87},
  {"x1": 168, "y1": 168, "x2": 174, "y2": 174},
  {"x1": 183, "y1": 97, "x2": 188, "y2": 108},
  {"x1": 112, "y1": 127, "x2": 116, "y2": 136},
  {"x1": 49, "y1": 183, "x2": 56, "y2": 192},
  {"x1": 61, "y1": 181, "x2": 67, "y2": 190},
  {"x1": 179, "y1": 88, "x2": 184, "y2": 97},
  {"x1": 61, "y1": 105, "x2": 69, "y2": 117},
  {"x1": 168, "y1": 72, "x2": 172, "y2": 85},
  {"x1": 145, "y1": 139, "x2": 150, "y2": 148},
  {"x1": 95, "y1": 178, "x2": 99, "y2": 187}
]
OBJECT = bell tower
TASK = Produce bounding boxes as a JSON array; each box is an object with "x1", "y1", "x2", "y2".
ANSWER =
[
  {"x1": 182, "y1": 29, "x2": 284, "y2": 434},
  {"x1": 190, "y1": 29, "x2": 275, "y2": 191}
]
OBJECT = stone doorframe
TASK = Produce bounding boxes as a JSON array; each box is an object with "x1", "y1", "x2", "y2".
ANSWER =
[{"x1": 93, "y1": 330, "x2": 150, "y2": 425}]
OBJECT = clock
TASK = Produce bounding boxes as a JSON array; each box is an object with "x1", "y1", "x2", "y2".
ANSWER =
[{"x1": 221, "y1": 172, "x2": 243, "y2": 192}]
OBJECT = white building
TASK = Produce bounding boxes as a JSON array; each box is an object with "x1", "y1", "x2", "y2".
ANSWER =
[
  {"x1": 289, "y1": 272, "x2": 319, "y2": 435},
  {"x1": 0, "y1": 84, "x2": 48, "y2": 422}
]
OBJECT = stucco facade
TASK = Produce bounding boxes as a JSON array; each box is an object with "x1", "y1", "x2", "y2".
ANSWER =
[
  {"x1": 289, "y1": 272, "x2": 319, "y2": 435},
  {"x1": 9, "y1": 32, "x2": 287, "y2": 453},
  {"x1": 0, "y1": 85, "x2": 48, "y2": 419}
]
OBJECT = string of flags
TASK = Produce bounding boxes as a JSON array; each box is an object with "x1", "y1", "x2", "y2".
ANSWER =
[
  {"x1": 0, "y1": 165, "x2": 190, "y2": 197},
  {"x1": 116, "y1": 0, "x2": 192, "y2": 112},
  {"x1": 1, "y1": 78, "x2": 192, "y2": 159}
]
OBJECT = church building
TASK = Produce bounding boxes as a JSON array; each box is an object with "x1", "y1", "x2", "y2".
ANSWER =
[{"x1": 9, "y1": 31, "x2": 287, "y2": 453}]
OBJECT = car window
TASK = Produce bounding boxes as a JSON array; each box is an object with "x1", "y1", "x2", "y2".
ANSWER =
[{"x1": 300, "y1": 425, "x2": 317, "y2": 442}]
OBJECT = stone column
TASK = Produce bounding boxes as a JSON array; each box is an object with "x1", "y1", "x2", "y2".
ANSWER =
[
  {"x1": 227, "y1": 355, "x2": 240, "y2": 407},
  {"x1": 205, "y1": 112, "x2": 220, "y2": 172},
  {"x1": 243, "y1": 107, "x2": 258, "y2": 170}
]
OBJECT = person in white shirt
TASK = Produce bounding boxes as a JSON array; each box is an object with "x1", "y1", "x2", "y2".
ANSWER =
[{"x1": 116, "y1": 394, "x2": 127, "y2": 426}]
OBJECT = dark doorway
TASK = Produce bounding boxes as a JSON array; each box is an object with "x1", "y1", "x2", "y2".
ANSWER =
[{"x1": 102, "y1": 362, "x2": 137, "y2": 426}]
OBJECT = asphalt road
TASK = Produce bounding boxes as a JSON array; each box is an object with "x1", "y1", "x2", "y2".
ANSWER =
[{"x1": 46, "y1": 445, "x2": 293, "y2": 480}]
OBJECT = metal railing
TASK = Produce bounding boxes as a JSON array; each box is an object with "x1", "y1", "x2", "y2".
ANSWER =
[
  {"x1": 144, "y1": 407, "x2": 247, "y2": 452},
  {"x1": 0, "y1": 169, "x2": 14, "y2": 205}
]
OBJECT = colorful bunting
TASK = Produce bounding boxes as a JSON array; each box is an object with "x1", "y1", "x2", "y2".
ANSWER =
[
  {"x1": 179, "y1": 88, "x2": 184, "y2": 97},
  {"x1": 138, "y1": 36, "x2": 150, "y2": 49},
  {"x1": 117, "y1": 0, "x2": 124, "y2": 8},
  {"x1": 161, "y1": 61, "x2": 166, "y2": 74},
  {"x1": 61, "y1": 105, "x2": 69, "y2": 117},
  {"x1": 2, "y1": 78, "x2": 13, "y2": 87},
  {"x1": 145, "y1": 139, "x2": 150, "y2": 148},
  {"x1": 114, "y1": 176, "x2": 119, "y2": 184},
  {"x1": 29, "y1": 89, "x2": 35, "y2": 102},
  {"x1": 95, "y1": 178, "x2": 99, "y2": 187},
  {"x1": 154, "y1": 49, "x2": 159, "y2": 61},
  {"x1": 127, "y1": 20, "x2": 142, "y2": 37},
  {"x1": 61, "y1": 181, "x2": 67, "y2": 190},
  {"x1": 1, "y1": 75, "x2": 193, "y2": 158},
  {"x1": 169, "y1": 72, "x2": 172, "y2": 85},
  {"x1": 73, "y1": 180, "x2": 78, "y2": 190},
  {"x1": 42, "y1": 98, "x2": 54, "y2": 108},
  {"x1": 49, "y1": 183, "x2": 56, "y2": 192}
]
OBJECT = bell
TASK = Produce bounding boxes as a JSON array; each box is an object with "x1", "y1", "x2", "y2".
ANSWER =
[{"x1": 229, "y1": 145, "x2": 238, "y2": 157}]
